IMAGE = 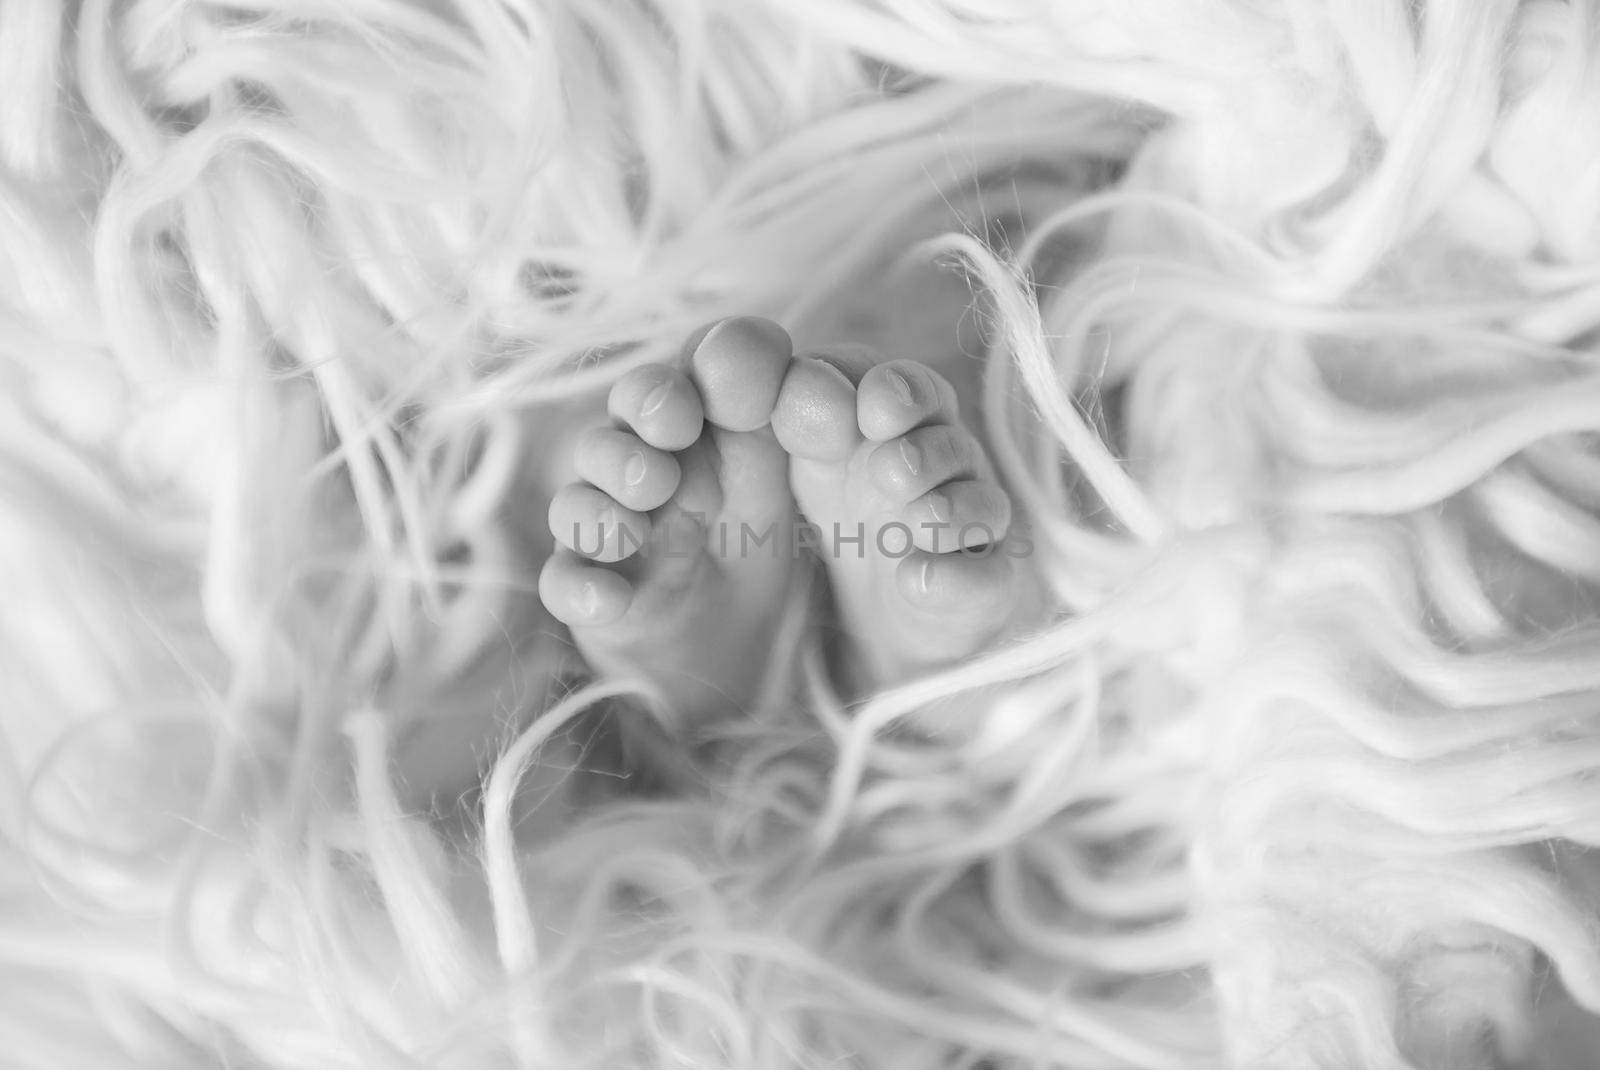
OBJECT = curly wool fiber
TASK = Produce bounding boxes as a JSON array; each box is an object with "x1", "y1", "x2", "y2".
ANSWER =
[{"x1": 5, "y1": 1, "x2": 1600, "y2": 1068}]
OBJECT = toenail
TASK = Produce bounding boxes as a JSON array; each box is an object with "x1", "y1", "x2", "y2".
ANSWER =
[
  {"x1": 886, "y1": 369, "x2": 916, "y2": 407},
  {"x1": 640, "y1": 381, "x2": 674, "y2": 417},
  {"x1": 816, "y1": 359, "x2": 855, "y2": 387},
  {"x1": 925, "y1": 491, "x2": 949, "y2": 525},
  {"x1": 898, "y1": 437, "x2": 921, "y2": 476},
  {"x1": 578, "y1": 581, "x2": 600, "y2": 618},
  {"x1": 623, "y1": 451, "x2": 647, "y2": 487},
  {"x1": 918, "y1": 558, "x2": 936, "y2": 594}
]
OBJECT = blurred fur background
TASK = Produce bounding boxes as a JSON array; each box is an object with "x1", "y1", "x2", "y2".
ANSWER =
[{"x1": 5, "y1": 1, "x2": 1600, "y2": 1067}]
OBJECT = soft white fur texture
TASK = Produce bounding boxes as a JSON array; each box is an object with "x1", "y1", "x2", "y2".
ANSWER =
[{"x1": 6, "y1": 1, "x2": 1600, "y2": 1067}]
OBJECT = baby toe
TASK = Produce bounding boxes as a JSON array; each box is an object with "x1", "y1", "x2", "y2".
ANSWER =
[
  {"x1": 856, "y1": 359, "x2": 961, "y2": 442},
  {"x1": 866, "y1": 424, "x2": 980, "y2": 502},
  {"x1": 894, "y1": 549, "x2": 1015, "y2": 627},
  {"x1": 608, "y1": 363, "x2": 704, "y2": 452},
  {"x1": 902, "y1": 479, "x2": 1011, "y2": 553},
  {"x1": 771, "y1": 356, "x2": 862, "y2": 462},
  {"x1": 538, "y1": 549, "x2": 634, "y2": 627},
  {"x1": 573, "y1": 427, "x2": 681, "y2": 512},
  {"x1": 548, "y1": 483, "x2": 652, "y2": 563},
  {"x1": 688, "y1": 316, "x2": 794, "y2": 432}
]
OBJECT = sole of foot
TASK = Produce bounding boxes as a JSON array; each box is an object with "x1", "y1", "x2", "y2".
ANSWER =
[
  {"x1": 539, "y1": 317, "x2": 806, "y2": 725},
  {"x1": 775, "y1": 347, "x2": 1020, "y2": 690}
]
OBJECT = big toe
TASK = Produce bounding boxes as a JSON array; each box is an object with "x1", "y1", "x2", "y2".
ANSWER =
[
  {"x1": 688, "y1": 316, "x2": 794, "y2": 432},
  {"x1": 771, "y1": 353, "x2": 863, "y2": 463}
]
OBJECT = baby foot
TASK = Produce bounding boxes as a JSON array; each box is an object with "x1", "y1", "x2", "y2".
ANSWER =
[
  {"x1": 774, "y1": 351, "x2": 1021, "y2": 689},
  {"x1": 538, "y1": 317, "x2": 806, "y2": 724}
]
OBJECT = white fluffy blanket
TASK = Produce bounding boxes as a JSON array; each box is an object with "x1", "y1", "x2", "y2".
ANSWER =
[{"x1": 5, "y1": 1, "x2": 1600, "y2": 1067}]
